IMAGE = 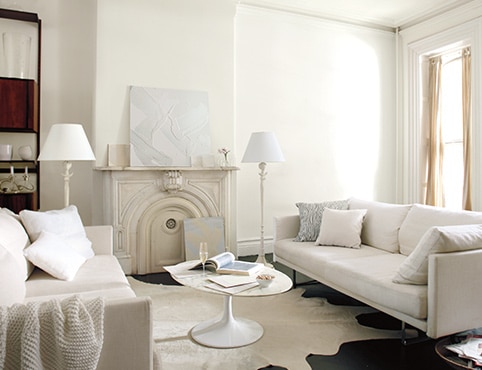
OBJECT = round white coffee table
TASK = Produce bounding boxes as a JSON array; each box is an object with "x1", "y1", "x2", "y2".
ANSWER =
[{"x1": 166, "y1": 262, "x2": 292, "y2": 348}]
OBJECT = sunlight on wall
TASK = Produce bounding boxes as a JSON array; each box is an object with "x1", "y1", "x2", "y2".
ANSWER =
[
  {"x1": 235, "y1": 6, "x2": 396, "y2": 246},
  {"x1": 331, "y1": 36, "x2": 381, "y2": 199}
]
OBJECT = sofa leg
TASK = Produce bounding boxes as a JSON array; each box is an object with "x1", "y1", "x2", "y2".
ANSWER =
[
  {"x1": 292, "y1": 270, "x2": 297, "y2": 288},
  {"x1": 400, "y1": 322, "x2": 428, "y2": 345}
]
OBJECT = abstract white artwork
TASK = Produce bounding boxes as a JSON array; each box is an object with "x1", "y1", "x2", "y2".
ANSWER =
[{"x1": 130, "y1": 86, "x2": 211, "y2": 167}]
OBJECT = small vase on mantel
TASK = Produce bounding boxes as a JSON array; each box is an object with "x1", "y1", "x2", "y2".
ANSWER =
[
  {"x1": 220, "y1": 154, "x2": 230, "y2": 167},
  {"x1": 218, "y1": 148, "x2": 231, "y2": 167}
]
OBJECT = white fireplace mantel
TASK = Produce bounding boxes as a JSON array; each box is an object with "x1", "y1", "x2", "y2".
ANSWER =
[{"x1": 97, "y1": 166, "x2": 238, "y2": 275}]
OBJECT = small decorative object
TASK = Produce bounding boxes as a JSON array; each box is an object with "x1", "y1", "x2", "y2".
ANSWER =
[
  {"x1": 107, "y1": 144, "x2": 130, "y2": 167},
  {"x1": 256, "y1": 274, "x2": 275, "y2": 288},
  {"x1": 0, "y1": 144, "x2": 12, "y2": 160},
  {"x1": 218, "y1": 147, "x2": 230, "y2": 167},
  {"x1": 18, "y1": 145, "x2": 33, "y2": 160}
]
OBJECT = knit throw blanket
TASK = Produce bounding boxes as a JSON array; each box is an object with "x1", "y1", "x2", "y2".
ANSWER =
[{"x1": 0, "y1": 295, "x2": 105, "y2": 370}]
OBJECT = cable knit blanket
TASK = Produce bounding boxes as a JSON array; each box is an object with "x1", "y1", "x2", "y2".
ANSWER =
[{"x1": 0, "y1": 295, "x2": 105, "y2": 370}]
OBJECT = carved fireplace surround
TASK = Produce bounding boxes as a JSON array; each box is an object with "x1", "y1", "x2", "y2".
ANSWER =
[{"x1": 98, "y1": 167, "x2": 238, "y2": 275}]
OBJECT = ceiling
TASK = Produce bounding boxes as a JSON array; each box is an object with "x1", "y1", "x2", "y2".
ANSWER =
[{"x1": 239, "y1": 0, "x2": 476, "y2": 29}]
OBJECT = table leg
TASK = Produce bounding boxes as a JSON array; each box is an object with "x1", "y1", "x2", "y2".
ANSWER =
[{"x1": 190, "y1": 294, "x2": 264, "y2": 348}]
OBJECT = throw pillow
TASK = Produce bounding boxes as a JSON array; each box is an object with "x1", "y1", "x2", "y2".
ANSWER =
[
  {"x1": 0, "y1": 209, "x2": 33, "y2": 280},
  {"x1": 19, "y1": 205, "x2": 94, "y2": 259},
  {"x1": 0, "y1": 243, "x2": 26, "y2": 306},
  {"x1": 398, "y1": 204, "x2": 482, "y2": 256},
  {"x1": 394, "y1": 224, "x2": 482, "y2": 285},
  {"x1": 315, "y1": 208, "x2": 367, "y2": 248},
  {"x1": 294, "y1": 199, "x2": 349, "y2": 242},
  {"x1": 349, "y1": 198, "x2": 411, "y2": 253},
  {"x1": 23, "y1": 231, "x2": 87, "y2": 281}
]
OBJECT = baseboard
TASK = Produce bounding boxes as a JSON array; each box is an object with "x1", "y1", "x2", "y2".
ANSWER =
[{"x1": 236, "y1": 238, "x2": 274, "y2": 257}]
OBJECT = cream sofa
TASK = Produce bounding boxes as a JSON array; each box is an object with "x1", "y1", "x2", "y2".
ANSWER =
[
  {"x1": 0, "y1": 207, "x2": 153, "y2": 370},
  {"x1": 274, "y1": 198, "x2": 482, "y2": 340}
]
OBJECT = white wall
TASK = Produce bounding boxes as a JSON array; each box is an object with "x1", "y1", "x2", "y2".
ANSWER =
[
  {"x1": 235, "y1": 6, "x2": 397, "y2": 251},
  {"x1": 92, "y1": 0, "x2": 236, "y2": 224},
  {"x1": 94, "y1": 0, "x2": 235, "y2": 164}
]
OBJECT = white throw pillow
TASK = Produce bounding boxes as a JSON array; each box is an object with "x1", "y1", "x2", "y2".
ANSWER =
[
  {"x1": 23, "y1": 231, "x2": 87, "y2": 281},
  {"x1": 394, "y1": 224, "x2": 482, "y2": 285},
  {"x1": 0, "y1": 209, "x2": 33, "y2": 280},
  {"x1": 315, "y1": 208, "x2": 367, "y2": 249},
  {"x1": 398, "y1": 204, "x2": 482, "y2": 256},
  {"x1": 349, "y1": 198, "x2": 411, "y2": 253},
  {"x1": 20, "y1": 205, "x2": 94, "y2": 259},
  {"x1": 0, "y1": 243, "x2": 26, "y2": 306}
]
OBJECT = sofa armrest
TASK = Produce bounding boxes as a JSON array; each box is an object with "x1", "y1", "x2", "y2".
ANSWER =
[
  {"x1": 427, "y1": 249, "x2": 482, "y2": 338},
  {"x1": 85, "y1": 225, "x2": 114, "y2": 256},
  {"x1": 97, "y1": 296, "x2": 153, "y2": 370},
  {"x1": 273, "y1": 215, "x2": 300, "y2": 242}
]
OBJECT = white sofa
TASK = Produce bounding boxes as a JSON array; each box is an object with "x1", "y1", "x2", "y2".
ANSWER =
[
  {"x1": 0, "y1": 206, "x2": 153, "y2": 370},
  {"x1": 274, "y1": 198, "x2": 482, "y2": 340}
]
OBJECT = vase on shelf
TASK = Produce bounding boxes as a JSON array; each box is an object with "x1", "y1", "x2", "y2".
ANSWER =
[{"x1": 18, "y1": 145, "x2": 33, "y2": 160}]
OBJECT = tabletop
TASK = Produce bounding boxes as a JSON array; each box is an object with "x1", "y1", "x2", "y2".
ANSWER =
[{"x1": 164, "y1": 260, "x2": 293, "y2": 297}]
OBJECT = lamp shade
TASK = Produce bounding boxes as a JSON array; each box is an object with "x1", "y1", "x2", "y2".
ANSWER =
[
  {"x1": 241, "y1": 131, "x2": 285, "y2": 163},
  {"x1": 38, "y1": 123, "x2": 95, "y2": 161}
]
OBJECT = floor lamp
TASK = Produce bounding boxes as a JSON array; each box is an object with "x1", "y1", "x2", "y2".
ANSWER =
[
  {"x1": 38, "y1": 123, "x2": 96, "y2": 208},
  {"x1": 242, "y1": 131, "x2": 285, "y2": 266}
]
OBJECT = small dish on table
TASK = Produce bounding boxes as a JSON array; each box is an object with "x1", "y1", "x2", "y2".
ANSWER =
[{"x1": 256, "y1": 274, "x2": 275, "y2": 288}]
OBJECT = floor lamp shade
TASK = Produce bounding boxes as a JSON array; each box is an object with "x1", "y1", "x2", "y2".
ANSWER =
[
  {"x1": 241, "y1": 132, "x2": 285, "y2": 163},
  {"x1": 38, "y1": 123, "x2": 95, "y2": 208},
  {"x1": 37, "y1": 123, "x2": 95, "y2": 161}
]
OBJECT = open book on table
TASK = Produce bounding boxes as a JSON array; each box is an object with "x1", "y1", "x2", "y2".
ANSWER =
[{"x1": 190, "y1": 251, "x2": 264, "y2": 276}]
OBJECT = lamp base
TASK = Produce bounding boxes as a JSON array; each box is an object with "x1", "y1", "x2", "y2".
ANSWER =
[{"x1": 255, "y1": 254, "x2": 273, "y2": 268}]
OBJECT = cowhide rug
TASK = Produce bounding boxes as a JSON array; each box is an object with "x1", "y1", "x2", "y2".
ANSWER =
[{"x1": 128, "y1": 277, "x2": 402, "y2": 370}]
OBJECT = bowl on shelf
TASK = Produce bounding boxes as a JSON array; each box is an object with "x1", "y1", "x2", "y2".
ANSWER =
[{"x1": 256, "y1": 274, "x2": 275, "y2": 288}]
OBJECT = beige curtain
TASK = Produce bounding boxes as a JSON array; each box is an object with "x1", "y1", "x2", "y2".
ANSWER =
[
  {"x1": 462, "y1": 47, "x2": 472, "y2": 210},
  {"x1": 425, "y1": 56, "x2": 444, "y2": 207}
]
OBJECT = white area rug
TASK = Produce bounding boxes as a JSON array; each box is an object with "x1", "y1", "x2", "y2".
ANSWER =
[{"x1": 128, "y1": 277, "x2": 401, "y2": 370}]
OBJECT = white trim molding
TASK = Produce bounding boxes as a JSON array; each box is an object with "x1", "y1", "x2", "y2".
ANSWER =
[{"x1": 237, "y1": 237, "x2": 274, "y2": 257}]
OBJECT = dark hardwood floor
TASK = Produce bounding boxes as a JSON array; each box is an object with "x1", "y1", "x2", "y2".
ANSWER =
[{"x1": 133, "y1": 255, "x2": 454, "y2": 370}]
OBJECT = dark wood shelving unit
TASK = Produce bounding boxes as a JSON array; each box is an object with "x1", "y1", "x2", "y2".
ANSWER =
[{"x1": 0, "y1": 8, "x2": 41, "y2": 212}]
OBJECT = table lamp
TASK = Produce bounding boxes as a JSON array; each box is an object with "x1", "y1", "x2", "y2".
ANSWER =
[
  {"x1": 38, "y1": 123, "x2": 96, "y2": 207},
  {"x1": 242, "y1": 131, "x2": 285, "y2": 266}
]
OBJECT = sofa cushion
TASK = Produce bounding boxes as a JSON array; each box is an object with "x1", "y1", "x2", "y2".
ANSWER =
[
  {"x1": 349, "y1": 198, "x2": 411, "y2": 253},
  {"x1": 0, "y1": 242, "x2": 26, "y2": 306},
  {"x1": 315, "y1": 208, "x2": 367, "y2": 248},
  {"x1": 20, "y1": 205, "x2": 94, "y2": 259},
  {"x1": 275, "y1": 239, "x2": 385, "y2": 277},
  {"x1": 394, "y1": 224, "x2": 482, "y2": 285},
  {"x1": 324, "y1": 254, "x2": 428, "y2": 319},
  {"x1": 23, "y1": 231, "x2": 87, "y2": 281},
  {"x1": 294, "y1": 199, "x2": 349, "y2": 242},
  {"x1": 0, "y1": 208, "x2": 33, "y2": 280},
  {"x1": 25, "y1": 255, "x2": 134, "y2": 300},
  {"x1": 398, "y1": 204, "x2": 482, "y2": 256}
]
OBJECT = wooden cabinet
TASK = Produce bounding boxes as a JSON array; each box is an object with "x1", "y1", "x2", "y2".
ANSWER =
[
  {"x1": 0, "y1": 9, "x2": 41, "y2": 212},
  {"x1": 0, "y1": 78, "x2": 38, "y2": 131}
]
